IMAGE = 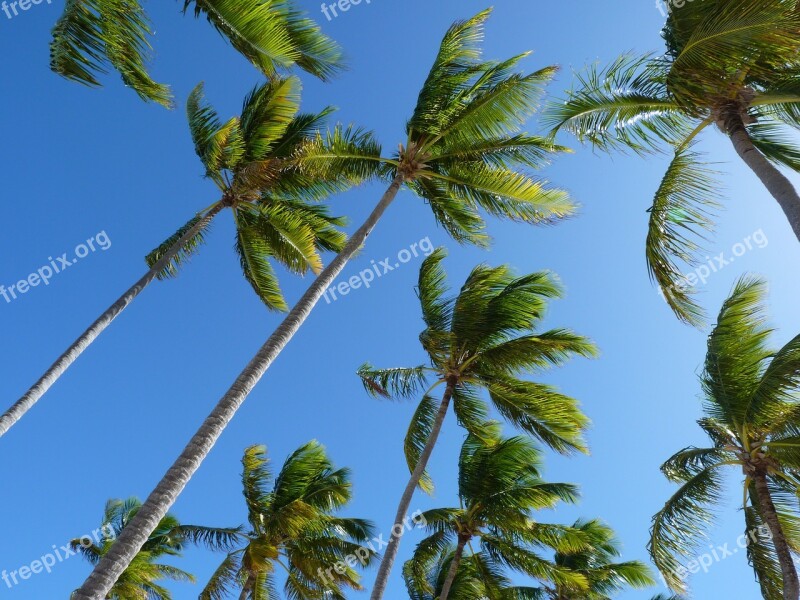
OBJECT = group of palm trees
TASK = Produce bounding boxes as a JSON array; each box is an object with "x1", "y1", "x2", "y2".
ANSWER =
[{"x1": 5, "y1": 0, "x2": 800, "y2": 598}]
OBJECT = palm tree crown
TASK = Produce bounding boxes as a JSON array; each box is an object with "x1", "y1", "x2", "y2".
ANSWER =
[
  {"x1": 72, "y1": 498, "x2": 240, "y2": 599},
  {"x1": 201, "y1": 442, "x2": 377, "y2": 599},
  {"x1": 649, "y1": 276, "x2": 800, "y2": 599},
  {"x1": 546, "y1": 0, "x2": 800, "y2": 326},
  {"x1": 404, "y1": 429, "x2": 589, "y2": 600},
  {"x1": 50, "y1": 0, "x2": 343, "y2": 106}
]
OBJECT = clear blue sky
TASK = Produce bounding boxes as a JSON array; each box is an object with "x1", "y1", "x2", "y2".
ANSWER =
[{"x1": 2, "y1": 1, "x2": 800, "y2": 598}]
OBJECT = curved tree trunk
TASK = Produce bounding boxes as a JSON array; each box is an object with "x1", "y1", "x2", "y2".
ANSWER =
[
  {"x1": 726, "y1": 115, "x2": 800, "y2": 242},
  {"x1": 753, "y1": 470, "x2": 800, "y2": 600},
  {"x1": 0, "y1": 206, "x2": 222, "y2": 438},
  {"x1": 72, "y1": 175, "x2": 406, "y2": 600},
  {"x1": 370, "y1": 378, "x2": 456, "y2": 600},
  {"x1": 439, "y1": 535, "x2": 469, "y2": 600}
]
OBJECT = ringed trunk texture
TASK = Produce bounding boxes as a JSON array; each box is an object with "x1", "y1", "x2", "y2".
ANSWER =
[
  {"x1": 0, "y1": 207, "x2": 222, "y2": 438},
  {"x1": 439, "y1": 535, "x2": 469, "y2": 600},
  {"x1": 726, "y1": 116, "x2": 800, "y2": 243},
  {"x1": 753, "y1": 470, "x2": 800, "y2": 600},
  {"x1": 369, "y1": 378, "x2": 456, "y2": 600},
  {"x1": 72, "y1": 175, "x2": 405, "y2": 600}
]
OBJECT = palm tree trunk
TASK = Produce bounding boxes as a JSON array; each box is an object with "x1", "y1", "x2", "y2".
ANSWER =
[
  {"x1": 439, "y1": 535, "x2": 468, "y2": 600},
  {"x1": 753, "y1": 470, "x2": 800, "y2": 600},
  {"x1": 71, "y1": 175, "x2": 406, "y2": 600},
  {"x1": 370, "y1": 378, "x2": 456, "y2": 600},
  {"x1": 725, "y1": 115, "x2": 800, "y2": 242},
  {"x1": 0, "y1": 206, "x2": 222, "y2": 439}
]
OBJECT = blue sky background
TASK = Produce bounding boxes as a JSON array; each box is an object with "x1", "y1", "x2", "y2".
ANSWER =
[{"x1": 2, "y1": 0, "x2": 800, "y2": 598}]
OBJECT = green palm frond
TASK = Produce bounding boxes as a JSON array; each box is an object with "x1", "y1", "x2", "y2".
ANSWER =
[
  {"x1": 240, "y1": 78, "x2": 302, "y2": 162},
  {"x1": 183, "y1": 0, "x2": 344, "y2": 80},
  {"x1": 356, "y1": 364, "x2": 432, "y2": 400},
  {"x1": 649, "y1": 468, "x2": 725, "y2": 593},
  {"x1": 404, "y1": 394, "x2": 439, "y2": 494},
  {"x1": 747, "y1": 121, "x2": 800, "y2": 172},
  {"x1": 145, "y1": 213, "x2": 214, "y2": 280},
  {"x1": 235, "y1": 220, "x2": 288, "y2": 311},
  {"x1": 50, "y1": 0, "x2": 172, "y2": 106},
  {"x1": 645, "y1": 147, "x2": 722, "y2": 327}
]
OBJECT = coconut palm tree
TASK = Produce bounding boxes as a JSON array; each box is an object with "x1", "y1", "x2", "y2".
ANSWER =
[
  {"x1": 199, "y1": 442, "x2": 376, "y2": 599},
  {"x1": 545, "y1": 0, "x2": 800, "y2": 326},
  {"x1": 71, "y1": 10, "x2": 579, "y2": 599},
  {"x1": 649, "y1": 276, "x2": 800, "y2": 600},
  {"x1": 362, "y1": 249, "x2": 596, "y2": 598},
  {"x1": 71, "y1": 497, "x2": 241, "y2": 599},
  {"x1": 0, "y1": 76, "x2": 363, "y2": 439},
  {"x1": 535, "y1": 519, "x2": 654, "y2": 599},
  {"x1": 404, "y1": 430, "x2": 590, "y2": 600},
  {"x1": 50, "y1": 0, "x2": 343, "y2": 107}
]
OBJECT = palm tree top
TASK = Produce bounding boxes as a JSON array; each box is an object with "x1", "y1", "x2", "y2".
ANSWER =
[
  {"x1": 649, "y1": 276, "x2": 800, "y2": 596},
  {"x1": 50, "y1": 0, "x2": 344, "y2": 107}
]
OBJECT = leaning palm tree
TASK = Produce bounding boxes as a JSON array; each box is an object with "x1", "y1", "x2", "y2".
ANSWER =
[
  {"x1": 362, "y1": 249, "x2": 596, "y2": 599},
  {"x1": 404, "y1": 430, "x2": 590, "y2": 600},
  {"x1": 0, "y1": 76, "x2": 362, "y2": 439},
  {"x1": 50, "y1": 0, "x2": 343, "y2": 107},
  {"x1": 199, "y1": 442, "x2": 376, "y2": 599},
  {"x1": 72, "y1": 9, "x2": 580, "y2": 599},
  {"x1": 649, "y1": 276, "x2": 800, "y2": 600},
  {"x1": 546, "y1": 0, "x2": 800, "y2": 326},
  {"x1": 72, "y1": 497, "x2": 240, "y2": 599},
  {"x1": 535, "y1": 519, "x2": 654, "y2": 599}
]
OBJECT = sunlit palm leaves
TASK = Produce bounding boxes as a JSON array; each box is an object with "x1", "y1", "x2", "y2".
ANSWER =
[
  {"x1": 359, "y1": 248, "x2": 596, "y2": 489},
  {"x1": 146, "y1": 77, "x2": 372, "y2": 310},
  {"x1": 547, "y1": 0, "x2": 800, "y2": 325},
  {"x1": 649, "y1": 277, "x2": 800, "y2": 597},
  {"x1": 201, "y1": 442, "x2": 376, "y2": 599},
  {"x1": 50, "y1": 0, "x2": 343, "y2": 106},
  {"x1": 404, "y1": 431, "x2": 589, "y2": 599},
  {"x1": 72, "y1": 498, "x2": 240, "y2": 599}
]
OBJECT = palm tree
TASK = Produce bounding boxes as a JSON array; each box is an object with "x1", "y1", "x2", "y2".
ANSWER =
[
  {"x1": 199, "y1": 442, "x2": 376, "y2": 599},
  {"x1": 0, "y1": 76, "x2": 362, "y2": 439},
  {"x1": 536, "y1": 519, "x2": 654, "y2": 599},
  {"x1": 50, "y1": 0, "x2": 343, "y2": 107},
  {"x1": 545, "y1": 0, "x2": 800, "y2": 326},
  {"x1": 362, "y1": 248, "x2": 596, "y2": 598},
  {"x1": 404, "y1": 430, "x2": 590, "y2": 600},
  {"x1": 71, "y1": 9, "x2": 579, "y2": 599},
  {"x1": 649, "y1": 276, "x2": 800, "y2": 600},
  {"x1": 71, "y1": 497, "x2": 240, "y2": 599}
]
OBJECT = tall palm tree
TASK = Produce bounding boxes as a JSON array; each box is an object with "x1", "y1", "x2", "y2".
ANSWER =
[
  {"x1": 199, "y1": 442, "x2": 377, "y2": 599},
  {"x1": 50, "y1": 0, "x2": 344, "y2": 107},
  {"x1": 362, "y1": 248, "x2": 597, "y2": 599},
  {"x1": 71, "y1": 9, "x2": 579, "y2": 599},
  {"x1": 72, "y1": 497, "x2": 241, "y2": 599},
  {"x1": 536, "y1": 519, "x2": 654, "y2": 599},
  {"x1": 649, "y1": 276, "x2": 800, "y2": 600},
  {"x1": 545, "y1": 0, "x2": 800, "y2": 326},
  {"x1": 0, "y1": 76, "x2": 362, "y2": 439},
  {"x1": 404, "y1": 430, "x2": 590, "y2": 600}
]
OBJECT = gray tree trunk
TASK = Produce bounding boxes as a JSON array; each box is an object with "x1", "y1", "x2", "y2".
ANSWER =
[
  {"x1": 726, "y1": 117, "x2": 800, "y2": 243},
  {"x1": 0, "y1": 207, "x2": 222, "y2": 438},
  {"x1": 369, "y1": 379, "x2": 456, "y2": 600},
  {"x1": 72, "y1": 175, "x2": 405, "y2": 600},
  {"x1": 753, "y1": 470, "x2": 800, "y2": 600},
  {"x1": 439, "y1": 535, "x2": 468, "y2": 600}
]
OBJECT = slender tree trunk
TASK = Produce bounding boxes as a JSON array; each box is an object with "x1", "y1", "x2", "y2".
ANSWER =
[
  {"x1": 439, "y1": 535, "x2": 469, "y2": 600},
  {"x1": 726, "y1": 115, "x2": 800, "y2": 243},
  {"x1": 753, "y1": 470, "x2": 800, "y2": 600},
  {"x1": 0, "y1": 206, "x2": 222, "y2": 438},
  {"x1": 72, "y1": 175, "x2": 406, "y2": 600},
  {"x1": 370, "y1": 378, "x2": 456, "y2": 600}
]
